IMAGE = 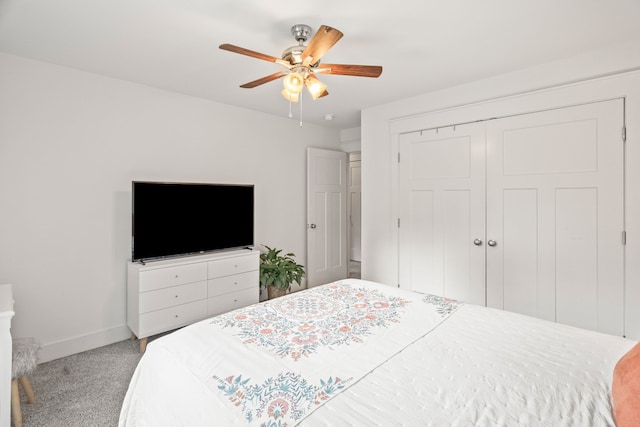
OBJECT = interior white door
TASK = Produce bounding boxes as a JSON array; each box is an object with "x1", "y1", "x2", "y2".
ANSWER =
[
  {"x1": 307, "y1": 148, "x2": 348, "y2": 287},
  {"x1": 486, "y1": 99, "x2": 624, "y2": 335},
  {"x1": 398, "y1": 123, "x2": 487, "y2": 305}
]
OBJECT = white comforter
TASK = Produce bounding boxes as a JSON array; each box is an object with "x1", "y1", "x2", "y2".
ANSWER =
[{"x1": 119, "y1": 279, "x2": 635, "y2": 426}]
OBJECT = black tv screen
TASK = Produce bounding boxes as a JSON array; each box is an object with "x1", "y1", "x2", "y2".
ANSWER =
[{"x1": 132, "y1": 181, "x2": 254, "y2": 262}]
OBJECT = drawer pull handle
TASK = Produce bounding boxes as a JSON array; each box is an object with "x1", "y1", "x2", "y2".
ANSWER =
[
  {"x1": 175, "y1": 295, "x2": 179, "y2": 298},
  {"x1": 234, "y1": 299, "x2": 238, "y2": 303},
  {"x1": 175, "y1": 275, "x2": 179, "y2": 278},
  {"x1": 175, "y1": 314, "x2": 179, "y2": 318}
]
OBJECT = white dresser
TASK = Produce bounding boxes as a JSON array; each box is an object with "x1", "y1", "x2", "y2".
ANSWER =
[
  {"x1": 128, "y1": 249, "x2": 259, "y2": 351},
  {"x1": 0, "y1": 284, "x2": 14, "y2": 427}
]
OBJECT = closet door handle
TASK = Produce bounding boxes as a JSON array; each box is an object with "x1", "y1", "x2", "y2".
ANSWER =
[
  {"x1": 487, "y1": 240, "x2": 497, "y2": 247},
  {"x1": 473, "y1": 239, "x2": 483, "y2": 246}
]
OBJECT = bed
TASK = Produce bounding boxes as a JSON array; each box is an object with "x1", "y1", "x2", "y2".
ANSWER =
[{"x1": 119, "y1": 279, "x2": 638, "y2": 426}]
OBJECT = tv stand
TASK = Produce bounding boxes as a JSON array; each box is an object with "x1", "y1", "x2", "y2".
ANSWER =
[{"x1": 127, "y1": 249, "x2": 259, "y2": 352}]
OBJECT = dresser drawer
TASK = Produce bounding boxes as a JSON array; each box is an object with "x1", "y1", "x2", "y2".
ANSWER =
[
  {"x1": 139, "y1": 263, "x2": 207, "y2": 292},
  {"x1": 139, "y1": 300, "x2": 208, "y2": 337},
  {"x1": 208, "y1": 287, "x2": 258, "y2": 317},
  {"x1": 208, "y1": 254, "x2": 258, "y2": 279},
  {"x1": 207, "y1": 270, "x2": 257, "y2": 297},
  {"x1": 139, "y1": 281, "x2": 207, "y2": 314}
]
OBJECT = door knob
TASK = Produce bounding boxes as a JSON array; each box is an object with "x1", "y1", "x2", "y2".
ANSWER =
[
  {"x1": 473, "y1": 239, "x2": 483, "y2": 246},
  {"x1": 309, "y1": 224, "x2": 317, "y2": 229},
  {"x1": 487, "y1": 240, "x2": 497, "y2": 247}
]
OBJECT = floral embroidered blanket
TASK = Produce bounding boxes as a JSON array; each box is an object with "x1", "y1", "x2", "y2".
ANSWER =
[{"x1": 148, "y1": 279, "x2": 462, "y2": 426}]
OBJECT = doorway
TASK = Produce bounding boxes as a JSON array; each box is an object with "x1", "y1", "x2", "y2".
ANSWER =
[{"x1": 348, "y1": 152, "x2": 361, "y2": 279}]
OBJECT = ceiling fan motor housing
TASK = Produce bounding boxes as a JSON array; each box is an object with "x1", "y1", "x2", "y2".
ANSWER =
[
  {"x1": 283, "y1": 24, "x2": 313, "y2": 65},
  {"x1": 281, "y1": 46, "x2": 305, "y2": 65}
]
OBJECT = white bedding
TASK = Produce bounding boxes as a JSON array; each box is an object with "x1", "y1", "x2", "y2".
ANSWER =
[{"x1": 119, "y1": 279, "x2": 635, "y2": 426}]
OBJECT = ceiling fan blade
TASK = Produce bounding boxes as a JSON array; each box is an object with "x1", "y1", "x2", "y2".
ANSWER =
[
  {"x1": 301, "y1": 25, "x2": 343, "y2": 66},
  {"x1": 315, "y1": 64, "x2": 383, "y2": 78},
  {"x1": 240, "y1": 71, "x2": 288, "y2": 88},
  {"x1": 219, "y1": 43, "x2": 281, "y2": 63}
]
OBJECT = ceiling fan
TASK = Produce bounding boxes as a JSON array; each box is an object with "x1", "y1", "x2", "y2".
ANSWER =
[{"x1": 219, "y1": 24, "x2": 383, "y2": 102}]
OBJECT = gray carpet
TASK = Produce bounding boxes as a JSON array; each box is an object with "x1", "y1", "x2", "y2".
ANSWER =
[{"x1": 20, "y1": 339, "x2": 143, "y2": 427}]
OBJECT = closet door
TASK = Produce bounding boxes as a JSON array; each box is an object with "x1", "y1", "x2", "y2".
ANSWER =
[
  {"x1": 485, "y1": 99, "x2": 624, "y2": 335},
  {"x1": 398, "y1": 123, "x2": 486, "y2": 305}
]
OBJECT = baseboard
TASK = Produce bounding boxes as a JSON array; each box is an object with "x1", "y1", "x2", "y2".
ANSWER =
[{"x1": 38, "y1": 324, "x2": 132, "y2": 363}]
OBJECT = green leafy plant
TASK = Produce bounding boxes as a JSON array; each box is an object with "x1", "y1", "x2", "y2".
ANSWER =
[{"x1": 259, "y1": 245, "x2": 305, "y2": 297}]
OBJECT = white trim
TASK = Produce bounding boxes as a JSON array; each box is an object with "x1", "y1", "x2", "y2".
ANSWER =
[{"x1": 38, "y1": 324, "x2": 131, "y2": 363}]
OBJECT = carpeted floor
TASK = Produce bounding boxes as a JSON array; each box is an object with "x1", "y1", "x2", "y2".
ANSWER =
[
  {"x1": 19, "y1": 339, "x2": 143, "y2": 427},
  {"x1": 18, "y1": 277, "x2": 366, "y2": 426}
]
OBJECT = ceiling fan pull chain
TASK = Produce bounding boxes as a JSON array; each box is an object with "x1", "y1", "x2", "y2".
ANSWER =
[
  {"x1": 288, "y1": 99, "x2": 293, "y2": 119},
  {"x1": 299, "y1": 90, "x2": 303, "y2": 127}
]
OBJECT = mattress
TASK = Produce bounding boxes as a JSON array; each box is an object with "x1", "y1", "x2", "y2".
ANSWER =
[{"x1": 119, "y1": 279, "x2": 635, "y2": 426}]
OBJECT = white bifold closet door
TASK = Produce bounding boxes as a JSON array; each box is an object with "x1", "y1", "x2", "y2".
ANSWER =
[
  {"x1": 398, "y1": 122, "x2": 487, "y2": 306},
  {"x1": 485, "y1": 99, "x2": 624, "y2": 335},
  {"x1": 398, "y1": 99, "x2": 624, "y2": 335}
]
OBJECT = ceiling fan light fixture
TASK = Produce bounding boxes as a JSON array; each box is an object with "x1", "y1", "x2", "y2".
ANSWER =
[
  {"x1": 305, "y1": 76, "x2": 328, "y2": 100},
  {"x1": 283, "y1": 72, "x2": 304, "y2": 94},
  {"x1": 281, "y1": 88, "x2": 299, "y2": 102}
]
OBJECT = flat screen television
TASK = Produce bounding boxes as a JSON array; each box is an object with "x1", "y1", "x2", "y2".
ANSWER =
[{"x1": 131, "y1": 181, "x2": 254, "y2": 262}]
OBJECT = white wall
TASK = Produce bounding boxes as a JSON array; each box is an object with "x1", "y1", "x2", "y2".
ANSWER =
[
  {"x1": 0, "y1": 53, "x2": 340, "y2": 362},
  {"x1": 361, "y1": 41, "x2": 640, "y2": 340},
  {"x1": 339, "y1": 127, "x2": 361, "y2": 153}
]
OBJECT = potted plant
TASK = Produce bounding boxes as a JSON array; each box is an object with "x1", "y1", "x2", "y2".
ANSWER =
[{"x1": 259, "y1": 245, "x2": 306, "y2": 299}]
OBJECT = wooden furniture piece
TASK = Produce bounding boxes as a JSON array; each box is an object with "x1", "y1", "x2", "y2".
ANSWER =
[
  {"x1": 128, "y1": 249, "x2": 259, "y2": 352},
  {"x1": 11, "y1": 338, "x2": 39, "y2": 427},
  {"x1": 0, "y1": 284, "x2": 14, "y2": 427}
]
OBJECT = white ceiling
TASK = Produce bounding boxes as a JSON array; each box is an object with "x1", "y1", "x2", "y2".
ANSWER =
[{"x1": 1, "y1": 0, "x2": 640, "y2": 129}]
